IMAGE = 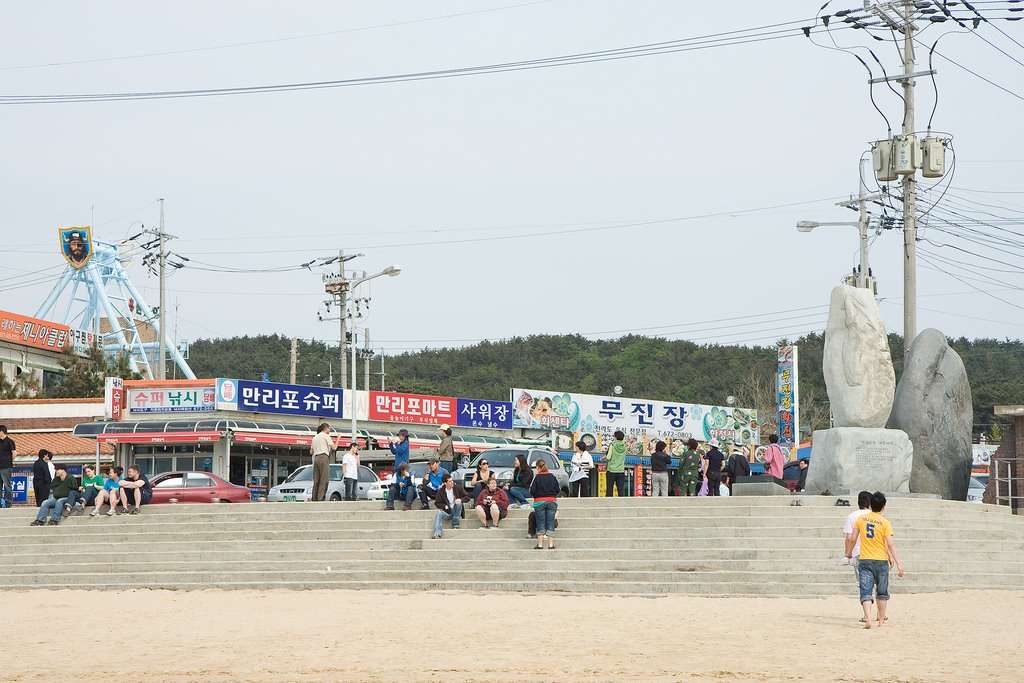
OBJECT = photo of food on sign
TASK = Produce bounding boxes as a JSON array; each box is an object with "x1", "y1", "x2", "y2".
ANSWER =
[
  {"x1": 58, "y1": 227, "x2": 93, "y2": 269},
  {"x1": 511, "y1": 387, "x2": 759, "y2": 450}
]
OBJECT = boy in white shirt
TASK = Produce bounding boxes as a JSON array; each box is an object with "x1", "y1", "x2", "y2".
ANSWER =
[
  {"x1": 341, "y1": 442, "x2": 360, "y2": 501},
  {"x1": 842, "y1": 490, "x2": 874, "y2": 619}
]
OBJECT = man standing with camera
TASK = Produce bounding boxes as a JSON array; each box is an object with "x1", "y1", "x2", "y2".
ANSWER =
[{"x1": 310, "y1": 423, "x2": 339, "y2": 502}]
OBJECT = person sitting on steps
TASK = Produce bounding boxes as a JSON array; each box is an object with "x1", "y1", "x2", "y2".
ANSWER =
[{"x1": 474, "y1": 476, "x2": 509, "y2": 529}]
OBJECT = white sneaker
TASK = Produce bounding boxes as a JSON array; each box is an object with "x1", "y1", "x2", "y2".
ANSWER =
[
  {"x1": 89, "y1": 509, "x2": 100, "y2": 517},
  {"x1": 839, "y1": 557, "x2": 851, "y2": 566},
  {"x1": 106, "y1": 508, "x2": 115, "y2": 517}
]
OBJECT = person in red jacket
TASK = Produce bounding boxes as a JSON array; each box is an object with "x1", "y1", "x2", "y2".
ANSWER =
[{"x1": 474, "y1": 477, "x2": 509, "y2": 529}]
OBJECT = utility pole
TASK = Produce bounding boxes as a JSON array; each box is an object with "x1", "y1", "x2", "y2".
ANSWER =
[
  {"x1": 378, "y1": 353, "x2": 386, "y2": 391},
  {"x1": 157, "y1": 199, "x2": 167, "y2": 380},
  {"x1": 362, "y1": 329, "x2": 376, "y2": 391},
  {"x1": 338, "y1": 249, "x2": 348, "y2": 390},
  {"x1": 289, "y1": 337, "x2": 298, "y2": 384},
  {"x1": 900, "y1": 0, "x2": 918, "y2": 358}
]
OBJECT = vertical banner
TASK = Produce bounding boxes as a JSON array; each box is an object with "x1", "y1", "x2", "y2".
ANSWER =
[
  {"x1": 634, "y1": 465, "x2": 646, "y2": 497},
  {"x1": 104, "y1": 377, "x2": 124, "y2": 420},
  {"x1": 597, "y1": 462, "x2": 607, "y2": 497},
  {"x1": 777, "y1": 345, "x2": 800, "y2": 448}
]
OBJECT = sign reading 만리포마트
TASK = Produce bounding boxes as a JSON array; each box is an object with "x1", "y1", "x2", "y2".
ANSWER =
[
  {"x1": 456, "y1": 398, "x2": 513, "y2": 430},
  {"x1": 128, "y1": 387, "x2": 216, "y2": 413},
  {"x1": 369, "y1": 391, "x2": 456, "y2": 426},
  {"x1": 511, "y1": 387, "x2": 759, "y2": 454}
]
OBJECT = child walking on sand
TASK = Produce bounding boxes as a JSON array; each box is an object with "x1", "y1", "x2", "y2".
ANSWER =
[{"x1": 845, "y1": 491, "x2": 905, "y2": 629}]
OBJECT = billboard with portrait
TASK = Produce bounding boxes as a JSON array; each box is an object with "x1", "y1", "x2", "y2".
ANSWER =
[{"x1": 58, "y1": 226, "x2": 93, "y2": 269}]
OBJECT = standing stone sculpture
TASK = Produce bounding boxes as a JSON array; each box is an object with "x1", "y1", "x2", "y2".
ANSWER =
[
  {"x1": 822, "y1": 285, "x2": 896, "y2": 428},
  {"x1": 887, "y1": 328, "x2": 973, "y2": 501},
  {"x1": 805, "y1": 428, "x2": 912, "y2": 494}
]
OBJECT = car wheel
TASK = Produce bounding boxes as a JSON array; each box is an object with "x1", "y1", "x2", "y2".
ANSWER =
[{"x1": 329, "y1": 492, "x2": 341, "y2": 502}]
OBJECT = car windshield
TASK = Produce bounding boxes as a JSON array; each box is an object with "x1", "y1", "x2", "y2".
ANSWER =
[
  {"x1": 284, "y1": 466, "x2": 312, "y2": 483},
  {"x1": 470, "y1": 449, "x2": 528, "y2": 468}
]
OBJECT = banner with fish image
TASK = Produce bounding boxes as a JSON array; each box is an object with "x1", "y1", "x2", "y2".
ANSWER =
[{"x1": 511, "y1": 387, "x2": 758, "y2": 455}]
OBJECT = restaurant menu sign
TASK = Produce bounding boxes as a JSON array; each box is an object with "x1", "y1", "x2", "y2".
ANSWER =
[{"x1": 511, "y1": 386, "x2": 758, "y2": 454}]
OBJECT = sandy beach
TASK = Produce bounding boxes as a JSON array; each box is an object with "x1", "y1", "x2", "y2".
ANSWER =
[{"x1": 8, "y1": 588, "x2": 1022, "y2": 682}]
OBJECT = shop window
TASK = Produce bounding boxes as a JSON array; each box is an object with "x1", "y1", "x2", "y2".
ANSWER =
[
  {"x1": 134, "y1": 458, "x2": 153, "y2": 476},
  {"x1": 153, "y1": 457, "x2": 173, "y2": 475}
]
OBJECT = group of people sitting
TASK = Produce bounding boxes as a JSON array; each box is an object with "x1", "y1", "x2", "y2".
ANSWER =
[
  {"x1": 30, "y1": 462, "x2": 153, "y2": 526},
  {"x1": 383, "y1": 456, "x2": 561, "y2": 547}
]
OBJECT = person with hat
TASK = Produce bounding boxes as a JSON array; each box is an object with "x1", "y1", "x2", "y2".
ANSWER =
[
  {"x1": 418, "y1": 458, "x2": 448, "y2": 510},
  {"x1": 436, "y1": 424, "x2": 455, "y2": 475},
  {"x1": 385, "y1": 462, "x2": 418, "y2": 511},
  {"x1": 703, "y1": 439, "x2": 726, "y2": 497},
  {"x1": 65, "y1": 231, "x2": 88, "y2": 264},
  {"x1": 388, "y1": 429, "x2": 411, "y2": 471},
  {"x1": 677, "y1": 438, "x2": 703, "y2": 497}
]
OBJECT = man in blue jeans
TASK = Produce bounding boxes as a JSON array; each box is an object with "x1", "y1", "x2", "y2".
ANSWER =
[
  {"x1": 30, "y1": 463, "x2": 78, "y2": 526},
  {"x1": 0, "y1": 425, "x2": 17, "y2": 508},
  {"x1": 432, "y1": 473, "x2": 470, "y2": 539}
]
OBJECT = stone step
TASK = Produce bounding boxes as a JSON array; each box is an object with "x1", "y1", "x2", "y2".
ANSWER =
[
  {"x1": 6, "y1": 556, "x2": 1022, "y2": 576},
  {"x1": 3, "y1": 524, "x2": 1019, "y2": 545},
  {"x1": 0, "y1": 569, "x2": 1018, "y2": 591}
]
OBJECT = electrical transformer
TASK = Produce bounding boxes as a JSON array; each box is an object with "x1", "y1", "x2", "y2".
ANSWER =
[
  {"x1": 895, "y1": 135, "x2": 920, "y2": 175},
  {"x1": 921, "y1": 137, "x2": 945, "y2": 178},
  {"x1": 872, "y1": 139, "x2": 897, "y2": 182}
]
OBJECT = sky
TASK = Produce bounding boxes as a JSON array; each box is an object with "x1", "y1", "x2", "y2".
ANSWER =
[{"x1": 3, "y1": 0, "x2": 1024, "y2": 367}]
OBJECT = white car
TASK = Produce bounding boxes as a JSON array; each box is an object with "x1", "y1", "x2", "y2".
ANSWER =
[
  {"x1": 367, "y1": 462, "x2": 431, "y2": 503},
  {"x1": 967, "y1": 477, "x2": 986, "y2": 504},
  {"x1": 267, "y1": 464, "x2": 380, "y2": 502}
]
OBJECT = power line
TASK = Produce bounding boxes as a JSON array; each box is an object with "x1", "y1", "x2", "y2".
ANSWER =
[
  {"x1": 0, "y1": 1, "x2": 557, "y2": 72},
  {"x1": 0, "y1": 19, "x2": 850, "y2": 105}
]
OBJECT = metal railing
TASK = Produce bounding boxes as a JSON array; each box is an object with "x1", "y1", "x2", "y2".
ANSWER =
[{"x1": 991, "y1": 457, "x2": 1024, "y2": 514}]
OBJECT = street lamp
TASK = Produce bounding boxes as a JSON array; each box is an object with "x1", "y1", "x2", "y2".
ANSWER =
[
  {"x1": 795, "y1": 219, "x2": 870, "y2": 290},
  {"x1": 349, "y1": 265, "x2": 402, "y2": 444}
]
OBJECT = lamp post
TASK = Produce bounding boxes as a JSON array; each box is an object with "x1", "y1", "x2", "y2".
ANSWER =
[
  {"x1": 796, "y1": 218, "x2": 870, "y2": 289},
  {"x1": 347, "y1": 265, "x2": 401, "y2": 445}
]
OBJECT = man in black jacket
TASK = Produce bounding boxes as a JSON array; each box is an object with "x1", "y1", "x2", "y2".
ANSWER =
[
  {"x1": 0, "y1": 425, "x2": 17, "y2": 508},
  {"x1": 32, "y1": 450, "x2": 53, "y2": 508},
  {"x1": 432, "y1": 473, "x2": 470, "y2": 539},
  {"x1": 725, "y1": 446, "x2": 750, "y2": 494}
]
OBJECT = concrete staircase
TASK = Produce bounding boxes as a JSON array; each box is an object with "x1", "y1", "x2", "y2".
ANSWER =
[{"x1": 1, "y1": 497, "x2": 1022, "y2": 594}]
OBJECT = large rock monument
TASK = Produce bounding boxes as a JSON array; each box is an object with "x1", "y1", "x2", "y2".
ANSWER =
[
  {"x1": 805, "y1": 285, "x2": 913, "y2": 494},
  {"x1": 888, "y1": 328, "x2": 973, "y2": 501},
  {"x1": 821, "y1": 285, "x2": 896, "y2": 427}
]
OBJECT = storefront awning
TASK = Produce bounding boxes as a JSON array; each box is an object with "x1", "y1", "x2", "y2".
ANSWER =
[{"x1": 97, "y1": 430, "x2": 223, "y2": 444}]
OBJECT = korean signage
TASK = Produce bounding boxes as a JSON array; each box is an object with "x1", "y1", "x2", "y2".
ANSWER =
[
  {"x1": 456, "y1": 398, "x2": 513, "y2": 430},
  {"x1": 216, "y1": 378, "x2": 344, "y2": 419},
  {"x1": 0, "y1": 309, "x2": 94, "y2": 355},
  {"x1": 369, "y1": 391, "x2": 456, "y2": 426},
  {"x1": 511, "y1": 387, "x2": 758, "y2": 454},
  {"x1": 104, "y1": 377, "x2": 124, "y2": 420},
  {"x1": 128, "y1": 387, "x2": 216, "y2": 413},
  {"x1": 777, "y1": 345, "x2": 800, "y2": 446}
]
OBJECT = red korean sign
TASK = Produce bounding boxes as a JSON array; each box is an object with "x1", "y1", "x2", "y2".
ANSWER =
[
  {"x1": 0, "y1": 309, "x2": 94, "y2": 354},
  {"x1": 369, "y1": 391, "x2": 457, "y2": 426}
]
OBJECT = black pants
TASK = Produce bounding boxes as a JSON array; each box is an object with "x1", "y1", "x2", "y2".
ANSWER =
[
  {"x1": 419, "y1": 486, "x2": 439, "y2": 506},
  {"x1": 606, "y1": 471, "x2": 626, "y2": 497},
  {"x1": 707, "y1": 473, "x2": 721, "y2": 496},
  {"x1": 570, "y1": 478, "x2": 590, "y2": 498},
  {"x1": 34, "y1": 485, "x2": 49, "y2": 507}
]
